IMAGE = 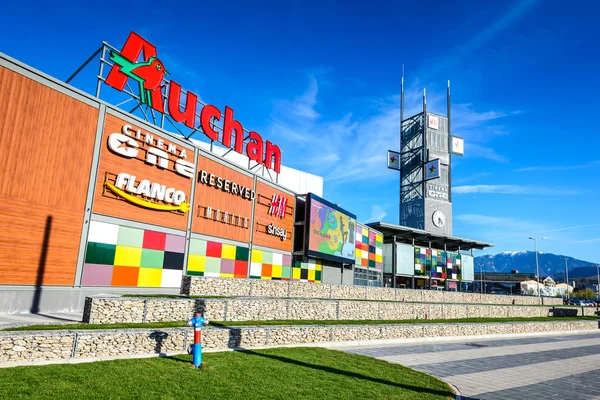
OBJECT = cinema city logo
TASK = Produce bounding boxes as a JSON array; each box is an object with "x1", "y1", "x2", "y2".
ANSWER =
[
  {"x1": 104, "y1": 124, "x2": 192, "y2": 213},
  {"x1": 105, "y1": 32, "x2": 282, "y2": 173}
]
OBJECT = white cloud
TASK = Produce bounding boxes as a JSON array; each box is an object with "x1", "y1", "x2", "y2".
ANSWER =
[
  {"x1": 452, "y1": 104, "x2": 523, "y2": 129},
  {"x1": 537, "y1": 224, "x2": 600, "y2": 234},
  {"x1": 277, "y1": 75, "x2": 320, "y2": 121},
  {"x1": 455, "y1": 214, "x2": 542, "y2": 231},
  {"x1": 466, "y1": 144, "x2": 509, "y2": 163},
  {"x1": 453, "y1": 185, "x2": 580, "y2": 196},
  {"x1": 365, "y1": 204, "x2": 387, "y2": 223},
  {"x1": 453, "y1": 172, "x2": 492, "y2": 185},
  {"x1": 573, "y1": 238, "x2": 600, "y2": 244},
  {"x1": 514, "y1": 160, "x2": 600, "y2": 172},
  {"x1": 420, "y1": 0, "x2": 542, "y2": 78},
  {"x1": 267, "y1": 70, "x2": 526, "y2": 184}
]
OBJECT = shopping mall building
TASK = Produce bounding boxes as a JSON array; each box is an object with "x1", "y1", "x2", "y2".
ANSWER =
[{"x1": 0, "y1": 32, "x2": 492, "y2": 313}]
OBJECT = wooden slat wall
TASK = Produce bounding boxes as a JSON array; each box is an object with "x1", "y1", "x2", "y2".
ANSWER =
[
  {"x1": 191, "y1": 156, "x2": 253, "y2": 243},
  {"x1": 0, "y1": 67, "x2": 99, "y2": 285},
  {"x1": 252, "y1": 181, "x2": 295, "y2": 252},
  {"x1": 92, "y1": 114, "x2": 194, "y2": 230}
]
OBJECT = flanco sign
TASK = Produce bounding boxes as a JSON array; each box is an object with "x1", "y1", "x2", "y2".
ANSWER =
[
  {"x1": 107, "y1": 172, "x2": 190, "y2": 212},
  {"x1": 105, "y1": 32, "x2": 282, "y2": 173}
]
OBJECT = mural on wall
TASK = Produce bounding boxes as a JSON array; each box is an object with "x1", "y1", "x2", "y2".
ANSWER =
[
  {"x1": 414, "y1": 247, "x2": 461, "y2": 280},
  {"x1": 249, "y1": 249, "x2": 292, "y2": 280},
  {"x1": 82, "y1": 221, "x2": 185, "y2": 287},
  {"x1": 355, "y1": 224, "x2": 383, "y2": 269},
  {"x1": 292, "y1": 259, "x2": 322, "y2": 283},
  {"x1": 187, "y1": 238, "x2": 249, "y2": 278}
]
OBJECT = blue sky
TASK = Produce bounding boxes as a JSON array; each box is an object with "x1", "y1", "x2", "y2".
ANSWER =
[{"x1": 1, "y1": 0, "x2": 599, "y2": 262}]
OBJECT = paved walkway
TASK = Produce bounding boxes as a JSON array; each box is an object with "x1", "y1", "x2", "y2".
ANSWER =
[
  {"x1": 342, "y1": 331, "x2": 600, "y2": 400},
  {"x1": 0, "y1": 312, "x2": 82, "y2": 329}
]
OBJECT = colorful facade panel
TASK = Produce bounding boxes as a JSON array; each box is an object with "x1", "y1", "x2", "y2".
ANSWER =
[
  {"x1": 249, "y1": 249, "x2": 292, "y2": 280},
  {"x1": 82, "y1": 221, "x2": 185, "y2": 287},
  {"x1": 292, "y1": 259, "x2": 322, "y2": 283},
  {"x1": 187, "y1": 237, "x2": 249, "y2": 278},
  {"x1": 414, "y1": 247, "x2": 461, "y2": 280},
  {"x1": 355, "y1": 224, "x2": 383, "y2": 269}
]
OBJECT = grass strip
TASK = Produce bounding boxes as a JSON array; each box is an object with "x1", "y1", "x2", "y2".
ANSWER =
[
  {"x1": 0, "y1": 347, "x2": 454, "y2": 399},
  {"x1": 3, "y1": 316, "x2": 597, "y2": 332},
  {"x1": 120, "y1": 293, "x2": 577, "y2": 308}
]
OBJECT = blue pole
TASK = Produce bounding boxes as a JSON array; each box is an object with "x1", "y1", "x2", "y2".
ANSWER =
[
  {"x1": 192, "y1": 341, "x2": 202, "y2": 368},
  {"x1": 188, "y1": 313, "x2": 208, "y2": 369}
]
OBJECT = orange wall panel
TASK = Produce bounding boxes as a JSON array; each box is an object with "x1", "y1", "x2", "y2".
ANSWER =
[
  {"x1": 252, "y1": 181, "x2": 295, "y2": 252},
  {"x1": 191, "y1": 156, "x2": 253, "y2": 243},
  {"x1": 0, "y1": 67, "x2": 99, "y2": 285},
  {"x1": 92, "y1": 114, "x2": 194, "y2": 230}
]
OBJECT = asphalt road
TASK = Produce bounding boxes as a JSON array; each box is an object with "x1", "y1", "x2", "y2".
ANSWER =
[{"x1": 342, "y1": 330, "x2": 600, "y2": 400}]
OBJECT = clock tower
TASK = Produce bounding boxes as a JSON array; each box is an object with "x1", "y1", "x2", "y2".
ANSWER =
[{"x1": 398, "y1": 83, "x2": 462, "y2": 236}]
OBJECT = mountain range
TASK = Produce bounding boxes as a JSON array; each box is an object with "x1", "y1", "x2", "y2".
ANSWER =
[{"x1": 475, "y1": 251, "x2": 599, "y2": 280}]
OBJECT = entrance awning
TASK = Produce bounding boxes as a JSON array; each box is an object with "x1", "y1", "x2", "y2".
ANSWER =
[{"x1": 367, "y1": 221, "x2": 493, "y2": 252}]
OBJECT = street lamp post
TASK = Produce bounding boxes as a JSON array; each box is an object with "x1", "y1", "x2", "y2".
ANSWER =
[
  {"x1": 597, "y1": 264, "x2": 599, "y2": 302},
  {"x1": 564, "y1": 258, "x2": 569, "y2": 301},
  {"x1": 528, "y1": 237, "x2": 547, "y2": 300}
]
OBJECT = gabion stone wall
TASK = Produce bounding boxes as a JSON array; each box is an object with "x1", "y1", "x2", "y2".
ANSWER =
[
  {"x1": 1, "y1": 320, "x2": 597, "y2": 366},
  {"x1": 83, "y1": 296, "x2": 594, "y2": 325},
  {"x1": 181, "y1": 276, "x2": 563, "y2": 306}
]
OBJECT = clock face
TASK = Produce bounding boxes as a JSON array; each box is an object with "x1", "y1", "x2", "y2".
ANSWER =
[{"x1": 432, "y1": 211, "x2": 446, "y2": 227}]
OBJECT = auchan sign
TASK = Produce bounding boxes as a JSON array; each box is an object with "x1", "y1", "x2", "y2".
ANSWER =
[{"x1": 105, "y1": 32, "x2": 282, "y2": 173}]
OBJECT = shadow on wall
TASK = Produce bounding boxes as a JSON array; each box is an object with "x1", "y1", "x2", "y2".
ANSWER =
[
  {"x1": 193, "y1": 299, "x2": 208, "y2": 316},
  {"x1": 30, "y1": 215, "x2": 52, "y2": 314},
  {"x1": 149, "y1": 331, "x2": 169, "y2": 355},
  {"x1": 551, "y1": 307, "x2": 579, "y2": 317},
  {"x1": 29, "y1": 215, "x2": 82, "y2": 322}
]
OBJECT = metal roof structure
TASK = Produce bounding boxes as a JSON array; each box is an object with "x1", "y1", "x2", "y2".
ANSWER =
[{"x1": 366, "y1": 221, "x2": 493, "y2": 252}]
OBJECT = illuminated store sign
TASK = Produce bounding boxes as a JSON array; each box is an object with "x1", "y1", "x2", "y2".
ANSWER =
[
  {"x1": 105, "y1": 32, "x2": 282, "y2": 173},
  {"x1": 197, "y1": 170, "x2": 255, "y2": 200},
  {"x1": 266, "y1": 223, "x2": 287, "y2": 241},
  {"x1": 198, "y1": 205, "x2": 249, "y2": 229},
  {"x1": 108, "y1": 124, "x2": 194, "y2": 179},
  {"x1": 105, "y1": 172, "x2": 189, "y2": 212},
  {"x1": 268, "y1": 194, "x2": 288, "y2": 218}
]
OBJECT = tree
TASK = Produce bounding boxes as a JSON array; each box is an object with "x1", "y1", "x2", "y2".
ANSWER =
[{"x1": 573, "y1": 288, "x2": 595, "y2": 299}]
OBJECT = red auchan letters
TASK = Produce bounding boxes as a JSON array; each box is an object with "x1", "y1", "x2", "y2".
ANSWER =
[{"x1": 105, "y1": 32, "x2": 282, "y2": 173}]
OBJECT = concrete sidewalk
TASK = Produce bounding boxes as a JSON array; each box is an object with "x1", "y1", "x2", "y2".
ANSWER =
[
  {"x1": 0, "y1": 312, "x2": 83, "y2": 329},
  {"x1": 343, "y1": 330, "x2": 600, "y2": 400}
]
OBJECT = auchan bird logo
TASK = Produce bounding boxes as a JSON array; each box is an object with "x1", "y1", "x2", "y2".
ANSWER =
[
  {"x1": 104, "y1": 32, "x2": 283, "y2": 174},
  {"x1": 109, "y1": 52, "x2": 168, "y2": 107}
]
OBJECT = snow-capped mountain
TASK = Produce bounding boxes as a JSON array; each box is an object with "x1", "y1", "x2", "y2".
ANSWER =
[{"x1": 475, "y1": 251, "x2": 598, "y2": 278}]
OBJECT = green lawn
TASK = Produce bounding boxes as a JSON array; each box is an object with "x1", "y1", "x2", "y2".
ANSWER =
[
  {"x1": 2, "y1": 316, "x2": 597, "y2": 332},
  {"x1": 0, "y1": 348, "x2": 454, "y2": 400}
]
